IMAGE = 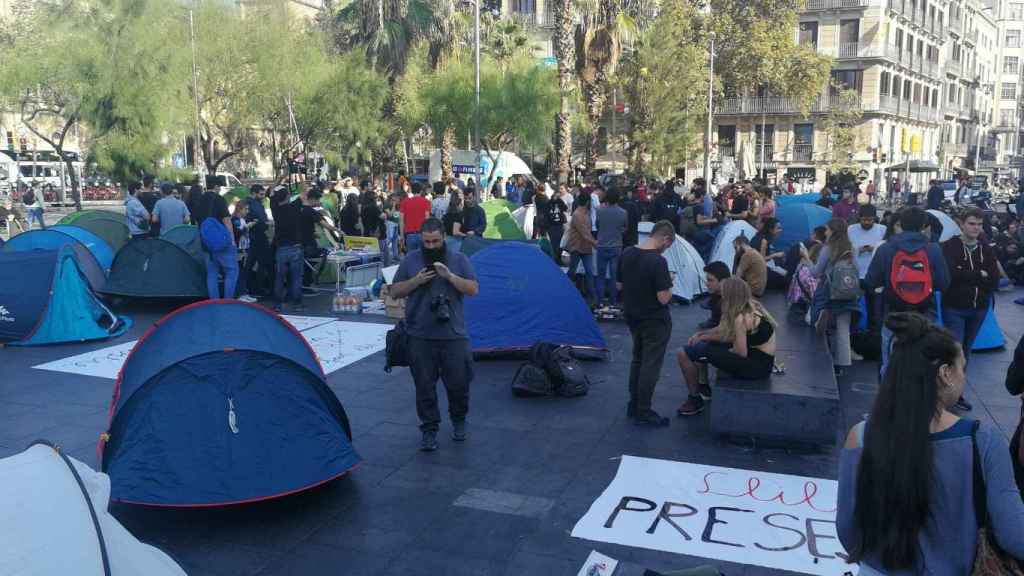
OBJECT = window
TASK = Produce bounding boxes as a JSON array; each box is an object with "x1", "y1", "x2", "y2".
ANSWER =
[
  {"x1": 718, "y1": 125, "x2": 736, "y2": 158},
  {"x1": 1010, "y1": 2, "x2": 1023, "y2": 19},
  {"x1": 840, "y1": 19, "x2": 860, "y2": 45},
  {"x1": 1006, "y1": 56, "x2": 1019, "y2": 75},
  {"x1": 931, "y1": 90, "x2": 939, "y2": 107},
  {"x1": 904, "y1": 79, "x2": 913, "y2": 100},
  {"x1": 511, "y1": 0, "x2": 534, "y2": 13},
  {"x1": 948, "y1": 81, "x2": 957, "y2": 102},
  {"x1": 895, "y1": 28, "x2": 903, "y2": 50},
  {"x1": 756, "y1": 124, "x2": 775, "y2": 157},
  {"x1": 1007, "y1": 30, "x2": 1021, "y2": 48},
  {"x1": 913, "y1": 83, "x2": 921, "y2": 104},
  {"x1": 917, "y1": 39, "x2": 924, "y2": 57},
  {"x1": 881, "y1": 71, "x2": 891, "y2": 96},
  {"x1": 794, "y1": 124, "x2": 814, "y2": 162},
  {"x1": 830, "y1": 70, "x2": 863, "y2": 92},
  {"x1": 1001, "y1": 109, "x2": 1016, "y2": 126},
  {"x1": 1003, "y1": 82, "x2": 1017, "y2": 100},
  {"x1": 893, "y1": 76, "x2": 902, "y2": 98},
  {"x1": 799, "y1": 22, "x2": 818, "y2": 48},
  {"x1": 906, "y1": 33, "x2": 915, "y2": 54}
]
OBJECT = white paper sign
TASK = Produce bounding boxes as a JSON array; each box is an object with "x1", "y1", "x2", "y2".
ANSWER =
[
  {"x1": 301, "y1": 321, "x2": 390, "y2": 375},
  {"x1": 576, "y1": 550, "x2": 618, "y2": 576},
  {"x1": 571, "y1": 456, "x2": 853, "y2": 576},
  {"x1": 34, "y1": 317, "x2": 389, "y2": 379}
]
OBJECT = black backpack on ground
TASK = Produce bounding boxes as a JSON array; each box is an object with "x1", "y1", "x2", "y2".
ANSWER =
[
  {"x1": 384, "y1": 320, "x2": 410, "y2": 373},
  {"x1": 511, "y1": 363, "x2": 554, "y2": 397},
  {"x1": 527, "y1": 342, "x2": 589, "y2": 397}
]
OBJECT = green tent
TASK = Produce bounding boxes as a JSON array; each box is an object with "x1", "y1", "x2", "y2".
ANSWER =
[
  {"x1": 59, "y1": 211, "x2": 130, "y2": 252},
  {"x1": 481, "y1": 199, "x2": 526, "y2": 240}
]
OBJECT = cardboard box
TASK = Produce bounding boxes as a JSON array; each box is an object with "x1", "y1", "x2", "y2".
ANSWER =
[{"x1": 381, "y1": 284, "x2": 406, "y2": 319}]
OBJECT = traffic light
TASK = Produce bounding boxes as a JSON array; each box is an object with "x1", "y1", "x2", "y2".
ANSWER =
[{"x1": 5, "y1": 131, "x2": 12, "y2": 151}]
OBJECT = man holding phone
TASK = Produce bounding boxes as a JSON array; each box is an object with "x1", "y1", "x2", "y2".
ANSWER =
[{"x1": 389, "y1": 218, "x2": 479, "y2": 451}]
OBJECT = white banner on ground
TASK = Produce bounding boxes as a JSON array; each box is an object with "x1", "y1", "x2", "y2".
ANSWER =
[
  {"x1": 571, "y1": 456, "x2": 853, "y2": 576},
  {"x1": 34, "y1": 318, "x2": 389, "y2": 379}
]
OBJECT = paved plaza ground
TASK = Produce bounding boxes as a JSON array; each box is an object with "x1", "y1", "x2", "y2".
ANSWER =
[{"x1": 3, "y1": 284, "x2": 1023, "y2": 576}]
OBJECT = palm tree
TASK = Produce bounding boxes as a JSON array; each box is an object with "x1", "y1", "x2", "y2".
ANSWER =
[{"x1": 552, "y1": 0, "x2": 576, "y2": 184}]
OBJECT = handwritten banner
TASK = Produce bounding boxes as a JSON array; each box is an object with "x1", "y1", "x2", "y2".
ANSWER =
[{"x1": 571, "y1": 456, "x2": 853, "y2": 576}]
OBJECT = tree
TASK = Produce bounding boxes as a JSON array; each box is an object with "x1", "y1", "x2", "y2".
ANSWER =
[
  {"x1": 551, "y1": 0, "x2": 576, "y2": 184},
  {"x1": 821, "y1": 86, "x2": 864, "y2": 175},
  {"x1": 619, "y1": 0, "x2": 708, "y2": 176},
  {"x1": 421, "y1": 55, "x2": 558, "y2": 188},
  {"x1": 0, "y1": 0, "x2": 187, "y2": 209}
]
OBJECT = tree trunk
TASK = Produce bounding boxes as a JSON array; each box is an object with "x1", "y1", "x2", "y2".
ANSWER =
[
  {"x1": 552, "y1": 0, "x2": 575, "y2": 185},
  {"x1": 440, "y1": 127, "x2": 455, "y2": 181},
  {"x1": 63, "y1": 156, "x2": 81, "y2": 211},
  {"x1": 583, "y1": 80, "x2": 607, "y2": 175}
]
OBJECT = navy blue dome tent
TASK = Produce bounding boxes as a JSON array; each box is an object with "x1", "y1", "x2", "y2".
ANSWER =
[
  {"x1": 99, "y1": 300, "x2": 360, "y2": 507},
  {"x1": 465, "y1": 243, "x2": 608, "y2": 357},
  {"x1": 0, "y1": 247, "x2": 128, "y2": 346},
  {"x1": 101, "y1": 238, "x2": 206, "y2": 299},
  {"x1": 3, "y1": 227, "x2": 112, "y2": 288}
]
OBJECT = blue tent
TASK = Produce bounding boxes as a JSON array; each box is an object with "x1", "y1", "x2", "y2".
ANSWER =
[
  {"x1": 465, "y1": 243, "x2": 608, "y2": 356},
  {"x1": 0, "y1": 247, "x2": 128, "y2": 346},
  {"x1": 934, "y1": 292, "x2": 1005, "y2": 351},
  {"x1": 775, "y1": 203, "x2": 833, "y2": 252},
  {"x1": 776, "y1": 193, "x2": 822, "y2": 206},
  {"x1": 3, "y1": 226, "x2": 114, "y2": 273},
  {"x1": 100, "y1": 300, "x2": 359, "y2": 507}
]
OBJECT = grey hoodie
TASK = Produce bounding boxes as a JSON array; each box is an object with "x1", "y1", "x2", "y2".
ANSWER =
[{"x1": 864, "y1": 231, "x2": 950, "y2": 313}]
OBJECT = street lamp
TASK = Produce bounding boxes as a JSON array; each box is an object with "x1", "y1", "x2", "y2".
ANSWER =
[{"x1": 460, "y1": 0, "x2": 482, "y2": 199}]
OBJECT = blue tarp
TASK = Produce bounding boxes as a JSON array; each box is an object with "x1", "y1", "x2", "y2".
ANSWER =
[
  {"x1": 465, "y1": 243, "x2": 607, "y2": 355},
  {"x1": 775, "y1": 203, "x2": 833, "y2": 252},
  {"x1": 776, "y1": 193, "x2": 822, "y2": 206},
  {"x1": 0, "y1": 247, "x2": 128, "y2": 346},
  {"x1": 935, "y1": 292, "x2": 1005, "y2": 351},
  {"x1": 101, "y1": 300, "x2": 359, "y2": 507},
  {"x1": 3, "y1": 226, "x2": 114, "y2": 272}
]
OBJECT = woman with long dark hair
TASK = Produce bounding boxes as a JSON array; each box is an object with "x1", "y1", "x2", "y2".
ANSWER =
[
  {"x1": 339, "y1": 192, "x2": 362, "y2": 236},
  {"x1": 838, "y1": 313, "x2": 1024, "y2": 573},
  {"x1": 750, "y1": 217, "x2": 787, "y2": 290},
  {"x1": 443, "y1": 191, "x2": 465, "y2": 251},
  {"x1": 811, "y1": 218, "x2": 861, "y2": 373}
]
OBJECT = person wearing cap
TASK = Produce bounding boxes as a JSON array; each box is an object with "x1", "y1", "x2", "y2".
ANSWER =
[{"x1": 151, "y1": 182, "x2": 190, "y2": 238}]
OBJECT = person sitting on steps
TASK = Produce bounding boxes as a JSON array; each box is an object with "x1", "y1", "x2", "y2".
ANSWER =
[{"x1": 676, "y1": 277, "x2": 777, "y2": 416}]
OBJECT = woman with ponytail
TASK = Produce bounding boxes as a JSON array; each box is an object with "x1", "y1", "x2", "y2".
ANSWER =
[{"x1": 838, "y1": 312, "x2": 1024, "y2": 574}]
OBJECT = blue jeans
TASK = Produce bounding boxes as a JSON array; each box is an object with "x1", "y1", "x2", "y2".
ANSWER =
[
  {"x1": 944, "y1": 306, "x2": 988, "y2": 364},
  {"x1": 386, "y1": 221, "x2": 399, "y2": 263},
  {"x1": 27, "y1": 207, "x2": 44, "y2": 230},
  {"x1": 274, "y1": 244, "x2": 303, "y2": 305},
  {"x1": 568, "y1": 251, "x2": 596, "y2": 305},
  {"x1": 405, "y1": 232, "x2": 422, "y2": 253},
  {"x1": 690, "y1": 228, "x2": 716, "y2": 262},
  {"x1": 205, "y1": 246, "x2": 239, "y2": 300},
  {"x1": 596, "y1": 246, "x2": 622, "y2": 305}
]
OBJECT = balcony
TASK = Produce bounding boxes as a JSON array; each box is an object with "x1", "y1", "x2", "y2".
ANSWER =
[
  {"x1": 793, "y1": 145, "x2": 814, "y2": 163},
  {"x1": 945, "y1": 59, "x2": 963, "y2": 76},
  {"x1": 717, "y1": 93, "x2": 868, "y2": 116},
  {"x1": 993, "y1": 119, "x2": 1019, "y2": 132},
  {"x1": 964, "y1": 28, "x2": 979, "y2": 45},
  {"x1": 805, "y1": 0, "x2": 869, "y2": 9},
  {"x1": 511, "y1": 10, "x2": 555, "y2": 30},
  {"x1": 949, "y1": 12, "x2": 963, "y2": 32}
]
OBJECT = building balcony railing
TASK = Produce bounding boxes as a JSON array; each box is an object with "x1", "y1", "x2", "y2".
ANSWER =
[
  {"x1": 793, "y1": 145, "x2": 814, "y2": 163},
  {"x1": 511, "y1": 10, "x2": 555, "y2": 30},
  {"x1": 718, "y1": 93, "x2": 866, "y2": 115},
  {"x1": 964, "y1": 28, "x2": 979, "y2": 45},
  {"x1": 945, "y1": 59, "x2": 963, "y2": 76},
  {"x1": 993, "y1": 120, "x2": 1019, "y2": 132},
  {"x1": 805, "y1": 0, "x2": 869, "y2": 9}
]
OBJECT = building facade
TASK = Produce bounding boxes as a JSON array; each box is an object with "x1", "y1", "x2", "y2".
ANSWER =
[
  {"x1": 985, "y1": 0, "x2": 1024, "y2": 179},
  {"x1": 710, "y1": 0, "x2": 1012, "y2": 194}
]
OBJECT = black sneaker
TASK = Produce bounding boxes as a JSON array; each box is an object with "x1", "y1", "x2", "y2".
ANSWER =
[
  {"x1": 698, "y1": 385, "x2": 713, "y2": 401},
  {"x1": 452, "y1": 421, "x2": 467, "y2": 441},
  {"x1": 677, "y1": 395, "x2": 706, "y2": 416},
  {"x1": 420, "y1": 430, "x2": 439, "y2": 451},
  {"x1": 953, "y1": 397, "x2": 973, "y2": 412},
  {"x1": 633, "y1": 411, "x2": 670, "y2": 427}
]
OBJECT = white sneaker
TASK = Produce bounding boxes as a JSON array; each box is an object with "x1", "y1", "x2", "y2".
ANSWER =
[{"x1": 239, "y1": 295, "x2": 258, "y2": 303}]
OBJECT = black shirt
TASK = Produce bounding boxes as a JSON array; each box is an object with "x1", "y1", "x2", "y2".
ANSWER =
[
  {"x1": 193, "y1": 192, "x2": 230, "y2": 225},
  {"x1": 300, "y1": 205, "x2": 323, "y2": 247},
  {"x1": 533, "y1": 196, "x2": 550, "y2": 233},
  {"x1": 927, "y1": 185, "x2": 944, "y2": 210},
  {"x1": 443, "y1": 210, "x2": 464, "y2": 236},
  {"x1": 650, "y1": 192, "x2": 683, "y2": 233},
  {"x1": 619, "y1": 246, "x2": 674, "y2": 325},
  {"x1": 339, "y1": 205, "x2": 361, "y2": 236},
  {"x1": 361, "y1": 202, "x2": 383, "y2": 239},
  {"x1": 730, "y1": 195, "x2": 749, "y2": 216},
  {"x1": 620, "y1": 198, "x2": 641, "y2": 247},
  {"x1": 273, "y1": 199, "x2": 302, "y2": 246}
]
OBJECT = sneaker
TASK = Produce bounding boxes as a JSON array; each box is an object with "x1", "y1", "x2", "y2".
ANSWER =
[
  {"x1": 633, "y1": 411, "x2": 670, "y2": 427},
  {"x1": 851, "y1": 351, "x2": 865, "y2": 361},
  {"x1": 239, "y1": 294, "x2": 258, "y2": 303},
  {"x1": 953, "y1": 397, "x2": 973, "y2": 412},
  {"x1": 677, "y1": 395, "x2": 706, "y2": 416},
  {"x1": 698, "y1": 384, "x2": 713, "y2": 401},
  {"x1": 420, "y1": 430, "x2": 439, "y2": 451},
  {"x1": 452, "y1": 421, "x2": 467, "y2": 442}
]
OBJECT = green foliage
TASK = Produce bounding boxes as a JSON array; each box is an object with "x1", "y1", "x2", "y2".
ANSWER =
[
  {"x1": 822, "y1": 87, "x2": 864, "y2": 174},
  {"x1": 621, "y1": 0, "x2": 708, "y2": 174},
  {"x1": 484, "y1": 19, "x2": 535, "y2": 71}
]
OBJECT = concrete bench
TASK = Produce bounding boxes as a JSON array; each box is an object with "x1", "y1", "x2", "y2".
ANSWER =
[{"x1": 708, "y1": 297, "x2": 841, "y2": 448}]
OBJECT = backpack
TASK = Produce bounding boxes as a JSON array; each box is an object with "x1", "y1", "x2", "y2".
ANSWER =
[
  {"x1": 383, "y1": 320, "x2": 410, "y2": 373},
  {"x1": 511, "y1": 363, "x2": 554, "y2": 397},
  {"x1": 528, "y1": 342, "x2": 589, "y2": 397},
  {"x1": 828, "y1": 253, "x2": 861, "y2": 301},
  {"x1": 199, "y1": 195, "x2": 232, "y2": 252},
  {"x1": 889, "y1": 248, "x2": 933, "y2": 307},
  {"x1": 21, "y1": 189, "x2": 35, "y2": 206}
]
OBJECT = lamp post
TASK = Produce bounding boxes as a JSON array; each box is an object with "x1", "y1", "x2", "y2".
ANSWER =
[
  {"x1": 189, "y1": 8, "x2": 203, "y2": 178},
  {"x1": 703, "y1": 30, "x2": 716, "y2": 186},
  {"x1": 474, "y1": 0, "x2": 481, "y2": 200}
]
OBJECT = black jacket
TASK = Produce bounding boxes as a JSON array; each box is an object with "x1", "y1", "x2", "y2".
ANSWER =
[{"x1": 940, "y1": 236, "x2": 1000, "y2": 309}]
